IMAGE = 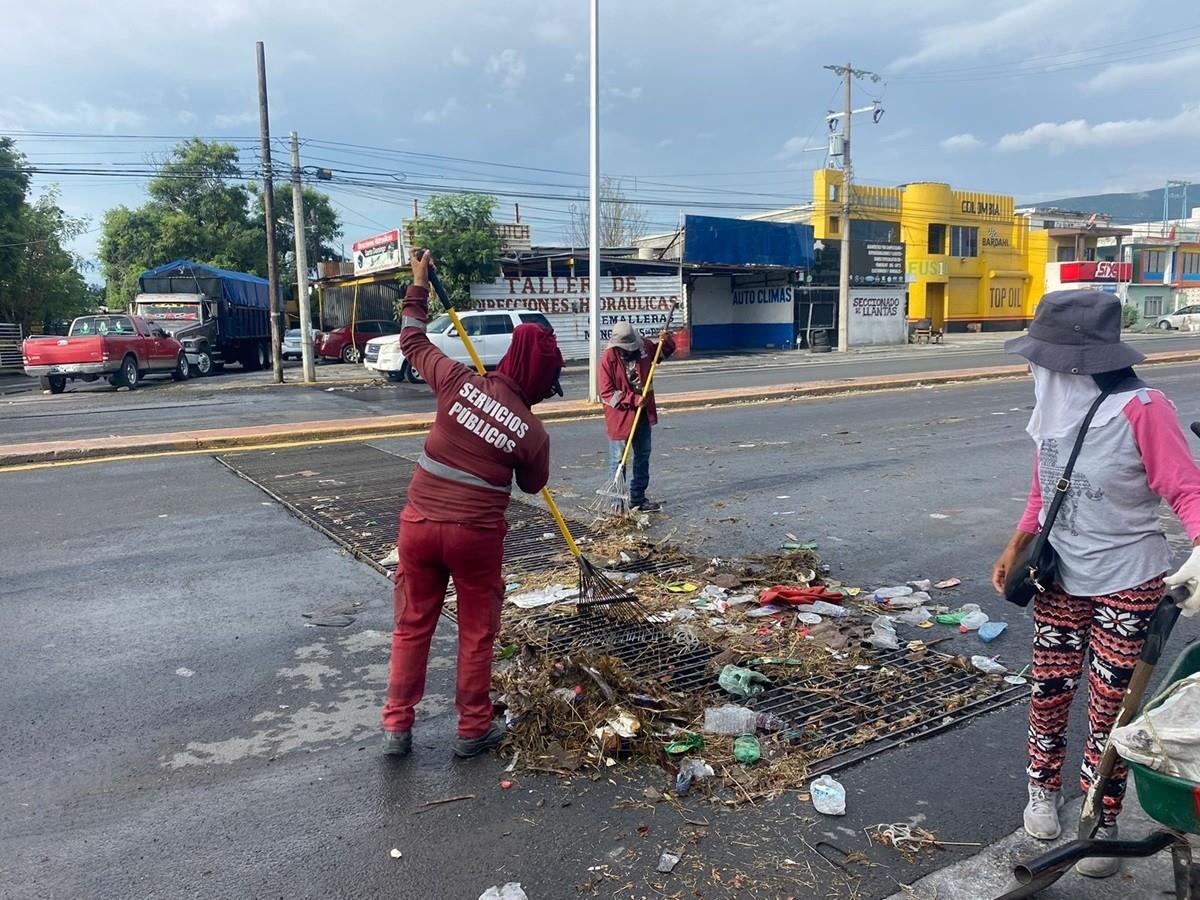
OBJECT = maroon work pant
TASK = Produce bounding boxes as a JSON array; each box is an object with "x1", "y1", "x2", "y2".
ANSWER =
[{"x1": 382, "y1": 514, "x2": 506, "y2": 738}]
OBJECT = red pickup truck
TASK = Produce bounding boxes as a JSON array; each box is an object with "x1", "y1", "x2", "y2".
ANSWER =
[{"x1": 22, "y1": 314, "x2": 189, "y2": 393}]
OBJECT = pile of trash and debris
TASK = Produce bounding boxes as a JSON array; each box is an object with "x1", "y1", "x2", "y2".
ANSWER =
[{"x1": 492, "y1": 530, "x2": 1021, "y2": 805}]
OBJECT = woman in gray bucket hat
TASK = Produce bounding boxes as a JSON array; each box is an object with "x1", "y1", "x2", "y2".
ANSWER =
[{"x1": 991, "y1": 289, "x2": 1200, "y2": 877}]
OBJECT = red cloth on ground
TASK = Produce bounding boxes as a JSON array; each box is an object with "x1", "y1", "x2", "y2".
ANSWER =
[
  {"x1": 757, "y1": 585, "x2": 845, "y2": 607},
  {"x1": 496, "y1": 323, "x2": 564, "y2": 406},
  {"x1": 382, "y1": 514, "x2": 507, "y2": 738},
  {"x1": 398, "y1": 285, "x2": 552, "y2": 526},
  {"x1": 599, "y1": 333, "x2": 675, "y2": 441}
]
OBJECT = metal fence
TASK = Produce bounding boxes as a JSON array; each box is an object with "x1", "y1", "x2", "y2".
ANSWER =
[{"x1": 0, "y1": 323, "x2": 22, "y2": 369}]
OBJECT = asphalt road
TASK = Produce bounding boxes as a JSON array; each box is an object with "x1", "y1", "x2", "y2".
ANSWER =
[
  {"x1": 3, "y1": 331, "x2": 1198, "y2": 446},
  {"x1": 4, "y1": 370, "x2": 1200, "y2": 899}
]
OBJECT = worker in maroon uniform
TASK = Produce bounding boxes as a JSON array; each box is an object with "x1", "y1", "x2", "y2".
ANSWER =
[
  {"x1": 599, "y1": 320, "x2": 675, "y2": 511},
  {"x1": 382, "y1": 251, "x2": 564, "y2": 759}
]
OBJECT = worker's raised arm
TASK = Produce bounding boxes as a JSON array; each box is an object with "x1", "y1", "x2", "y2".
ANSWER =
[{"x1": 399, "y1": 252, "x2": 470, "y2": 395}]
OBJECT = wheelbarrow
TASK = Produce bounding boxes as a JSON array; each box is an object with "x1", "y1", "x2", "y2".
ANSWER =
[{"x1": 997, "y1": 585, "x2": 1199, "y2": 899}]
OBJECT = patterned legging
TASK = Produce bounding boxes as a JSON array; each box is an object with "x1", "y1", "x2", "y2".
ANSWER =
[{"x1": 1027, "y1": 575, "x2": 1164, "y2": 826}]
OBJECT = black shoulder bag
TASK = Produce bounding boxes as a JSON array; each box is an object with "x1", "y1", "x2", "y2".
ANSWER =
[{"x1": 1004, "y1": 386, "x2": 1114, "y2": 608}]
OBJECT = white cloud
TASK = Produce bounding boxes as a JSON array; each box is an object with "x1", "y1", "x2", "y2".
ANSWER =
[
  {"x1": 1083, "y1": 49, "x2": 1200, "y2": 92},
  {"x1": 562, "y1": 71, "x2": 576, "y2": 85},
  {"x1": 0, "y1": 98, "x2": 145, "y2": 132},
  {"x1": 212, "y1": 110, "x2": 259, "y2": 128},
  {"x1": 606, "y1": 86, "x2": 643, "y2": 101},
  {"x1": 777, "y1": 135, "x2": 825, "y2": 159},
  {"x1": 418, "y1": 97, "x2": 461, "y2": 124},
  {"x1": 879, "y1": 127, "x2": 914, "y2": 145},
  {"x1": 891, "y1": 0, "x2": 1090, "y2": 71},
  {"x1": 450, "y1": 45, "x2": 471, "y2": 66},
  {"x1": 941, "y1": 132, "x2": 984, "y2": 151},
  {"x1": 997, "y1": 104, "x2": 1200, "y2": 153},
  {"x1": 485, "y1": 48, "x2": 527, "y2": 94},
  {"x1": 533, "y1": 19, "x2": 571, "y2": 44}
]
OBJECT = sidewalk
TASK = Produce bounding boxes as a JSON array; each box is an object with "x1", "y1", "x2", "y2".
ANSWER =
[
  {"x1": 886, "y1": 781, "x2": 1195, "y2": 899},
  {"x1": 4, "y1": 349, "x2": 1200, "y2": 468}
]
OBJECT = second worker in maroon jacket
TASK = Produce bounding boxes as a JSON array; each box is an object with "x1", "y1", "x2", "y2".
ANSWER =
[
  {"x1": 599, "y1": 320, "x2": 675, "y2": 512},
  {"x1": 381, "y1": 251, "x2": 565, "y2": 760}
]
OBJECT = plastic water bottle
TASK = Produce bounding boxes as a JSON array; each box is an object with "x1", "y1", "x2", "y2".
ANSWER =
[{"x1": 703, "y1": 705, "x2": 784, "y2": 735}]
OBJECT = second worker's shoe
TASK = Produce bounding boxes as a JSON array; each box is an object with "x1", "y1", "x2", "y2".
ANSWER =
[
  {"x1": 1075, "y1": 824, "x2": 1122, "y2": 878},
  {"x1": 1023, "y1": 782, "x2": 1064, "y2": 840},
  {"x1": 452, "y1": 720, "x2": 507, "y2": 759},
  {"x1": 382, "y1": 730, "x2": 412, "y2": 757}
]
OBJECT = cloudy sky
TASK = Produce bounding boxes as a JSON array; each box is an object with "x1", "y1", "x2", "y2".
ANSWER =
[{"x1": 2, "y1": 0, "x2": 1198, "y2": 271}]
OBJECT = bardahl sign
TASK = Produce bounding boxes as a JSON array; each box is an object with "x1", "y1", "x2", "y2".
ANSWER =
[{"x1": 849, "y1": 240, "x2": 905, "y2": 286}]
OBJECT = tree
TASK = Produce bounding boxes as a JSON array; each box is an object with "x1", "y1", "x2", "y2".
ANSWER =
[
  {"x1": 0, "y1": 140, "x2": 92, "y2": 329},
  {"x1": 567, "y1": 177, "x2": 651, "y2": 248},
  {"x1": 252, "y1": 182, "x2": 342, "y2": 283},
  {"x1": 98, "y1": 139, "x2": 265, "y2": 304},
  {"x1": 410, "y1": 193, "x2": 502, "y2": 308}
]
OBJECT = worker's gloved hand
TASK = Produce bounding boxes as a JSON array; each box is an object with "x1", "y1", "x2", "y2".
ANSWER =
[{"x1": 1164, "y1": 545, "x2": 1200, "y2": 617}]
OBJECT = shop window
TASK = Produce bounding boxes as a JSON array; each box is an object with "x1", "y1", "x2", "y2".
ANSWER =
[
  {"x1": 1084, "y1": 247, "x2": 1096, "y2": 261},
  {"x1": 950, "y1": 225, "x2": 978, "y2": 258},
  {"x1": 1145, "y1": 296, "x2": 1163, "y2": 317},
  {"x1": 1042, "y1": 220, "x2": 1056, "y2": 229},
  {"x1": 829, "y1": 216, "x2": 840, "y2": 235},
  {"x1": 928, "y1": 224, "x2": 946, "y2": 254},
  {"x1": 850, "y1": 219, "x2": 899, "y2": 242},
  {"x1": 1057, "y1": 246, "x2": 1076, "y2": 262}
]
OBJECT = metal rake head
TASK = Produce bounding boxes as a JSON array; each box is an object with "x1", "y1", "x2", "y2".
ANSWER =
[
  {"x1": 575, "y1": 555, "x2": 646, "y2": 626},
  {"x1": 583, "y1": 467, "x2": 631, "y2": 518}
]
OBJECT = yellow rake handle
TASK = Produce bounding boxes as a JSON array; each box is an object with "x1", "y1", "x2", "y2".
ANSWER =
[
  {"x1": 444, "y1": 306, "x2": 582, "y2": 559},
  {"x1": 616, "y1": 303, "x2": 678, "y2": 469}
]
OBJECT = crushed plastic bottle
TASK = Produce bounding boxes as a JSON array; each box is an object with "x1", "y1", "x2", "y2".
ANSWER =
[
  {"x1": 971, "y1": 655, "x2": 1008, "y2": 675},
  {"x1": 867, "y1": 616, "x2": 900, "y2": 650},
  {"x1": 874, "y1": 585, "x2": 914, "y2": 601},
  {"x1": 795, "y1": 600, "x2": 851, "y2": 619},
  {"x1": 810, "y1": 775, "x2": 847, "y2": 815},
  {"x1": 703, "y1": 705, "x2": 784, "y2": 735}
]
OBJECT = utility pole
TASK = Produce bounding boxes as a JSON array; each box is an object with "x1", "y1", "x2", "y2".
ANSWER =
[
  {"x1": 290, "y1": 131, "x2": 316, "y2": 383},
  {"x1": 256, "y1": 41, "x2": 283, "y2": 383},
  {"x1": 587, "y1": 0, "x2": 601, "y2": 403},
  {"x1": 824, "y1": 63, "x2": 882, "y2": 354}
]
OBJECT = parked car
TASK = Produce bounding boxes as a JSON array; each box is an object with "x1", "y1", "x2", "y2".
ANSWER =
[
  {"x1": 1153, "y1": 305, "x2": 1200, "y2": 331},
  {"x1": 282, "y1": 327, "x2": 321, "y2": 360},
  {"x1": 317, "y1": 319, "x2": 400, "y2": 363},
  {"x1": 362, "y1": 309, "x2": 553, "y2": 383},
  {"x1": 21, "y1": 314, "x2": 188, "y2": 393}
]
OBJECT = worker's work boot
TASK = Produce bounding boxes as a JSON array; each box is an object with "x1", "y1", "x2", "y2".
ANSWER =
[
  {"x1": 1076, "y1": 824, "x2": 1121, "y2": 878},
  {"x1": 633, "y1": 499, "x2": 662, "y2": 512},
  {"x1": 452, "y1": 720, "x2": 506, "y2": 759},
  {"x1": 1023, "y1": 783, "x2": 1064, "y2": 840},
  {"x1": 381, "y1": 730, "x2": 412, "y2": 757}
]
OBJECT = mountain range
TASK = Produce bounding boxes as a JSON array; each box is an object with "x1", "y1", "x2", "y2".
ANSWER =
[{"x1": 1023, "y1": 185, "x2": 1196, "y2": 226}]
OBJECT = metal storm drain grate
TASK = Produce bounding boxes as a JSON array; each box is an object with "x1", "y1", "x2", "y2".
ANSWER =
[
  {"x1": 526, "y1": 609, "x2": 1027, "y2": 777},
  {"x1": 214, "y1": 443, "x2": 657, "y2": 578}
]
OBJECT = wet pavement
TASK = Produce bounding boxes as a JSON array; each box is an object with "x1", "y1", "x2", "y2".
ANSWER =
[{"x1": 4, "y1": 368, "x2": 1200, "y2": 899}]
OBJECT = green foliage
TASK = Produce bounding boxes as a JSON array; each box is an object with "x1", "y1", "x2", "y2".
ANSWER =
[
  {"x1": 0, "y1": 139, "x2": 92, "y2": 329},
  {"x1": 99, "y1": 138, "x2": 340, "y2": 305},
  {"x1": 410, "y1": 194, "x2": 502, "y2": 308},
  {"x1": 251, "y1": 182, "x2": 342, "y2": 283},
  {"x1": 1121, "y1": 302, "x2": 1141, "y2": 329}
]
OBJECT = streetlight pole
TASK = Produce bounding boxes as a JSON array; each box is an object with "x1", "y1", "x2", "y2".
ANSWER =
[
  {"x1": 587, "y1": 0, "x2": 601, "y2": 403},
  {"x1": 290, "y1": 131, "x2": 316, "y2": 383}
]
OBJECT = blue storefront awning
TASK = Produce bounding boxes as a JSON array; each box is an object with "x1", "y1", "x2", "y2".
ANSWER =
[{"x1": 682, "y1": 215, "x2": 814, "y2": 269}]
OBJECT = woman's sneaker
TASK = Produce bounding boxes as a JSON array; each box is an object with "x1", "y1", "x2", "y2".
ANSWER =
[
  {"x1": 1023, "y1": 783, "x2": 1064, "y2": 840},
  {"x1": 1076, "y1": 824, "x2": 1121, "y2": 878}
]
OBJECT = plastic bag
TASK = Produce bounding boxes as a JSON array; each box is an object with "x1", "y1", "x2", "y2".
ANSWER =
[
  {"x1": 810, "y1": 775, "x2": 847, "y2": 815},
  {"x1": 479, "y1": 884, "x2": 528, "y2": 900},
  {"x1": 718, "y1": 664, "x2": 772, "y2": 698},
  {"x1": 868, "y1": 617, "x2": 900, "y2": 650},
  {"x1": 733, "y1": 734, "x2": 761, "y2": 764},
  {"x1": 896, "y1": 606, "x2": 932, "y2": 626},
  {"x1": 959, "y1": 610, "x2": 990, "y2": 632},
  {"x1": 971, "y1": 655, "x2": 1007, "y2": 675},
  {"x1": 675, "y1": 757, "x2": 714, "y2": 797},
  {"x1": 1111, "y1": 672, "x2": 1200, "y2": 781}
]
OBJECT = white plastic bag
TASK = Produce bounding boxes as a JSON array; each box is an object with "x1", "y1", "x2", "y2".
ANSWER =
[
  {"x1": 479, "y1": 884, "x2": 528, "y2": 900},
  {"x1": 1112, "y1": 672, "x2": 1200, "y2": 782},
  {"x1": 810, "y1": 775, "x2": 847, "y2": 815}
]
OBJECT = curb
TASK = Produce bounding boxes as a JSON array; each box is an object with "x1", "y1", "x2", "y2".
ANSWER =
[{"x1": 3, "y1": 350, "x2": 1199, "y2": 469}]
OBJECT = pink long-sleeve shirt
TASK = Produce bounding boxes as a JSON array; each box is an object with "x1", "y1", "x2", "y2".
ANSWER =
[{"x1": 1018, "y1": 390, "x2": 1200, "y2": 595}]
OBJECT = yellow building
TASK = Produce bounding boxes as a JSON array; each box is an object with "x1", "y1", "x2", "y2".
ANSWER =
[{"x1": 809, "y1": 170, "x2": 1037, "y2": 331}]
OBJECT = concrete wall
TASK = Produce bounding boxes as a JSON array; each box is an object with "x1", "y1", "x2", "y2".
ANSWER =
[{"x1": 690, "y1": 274, "x2": 795, "y2": 350}]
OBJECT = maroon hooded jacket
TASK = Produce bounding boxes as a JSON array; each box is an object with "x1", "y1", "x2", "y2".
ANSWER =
[
  {"x1": 398, "y1": 286, "x2": 562, "y2": 528},
  {"x1": 599, "y1": 334, "x2": 675, "y2": 441}
]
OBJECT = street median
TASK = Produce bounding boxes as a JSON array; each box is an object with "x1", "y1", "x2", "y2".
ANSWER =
[{"x1": 3, "y1": 349, "x2": 1199, "y2": 468}]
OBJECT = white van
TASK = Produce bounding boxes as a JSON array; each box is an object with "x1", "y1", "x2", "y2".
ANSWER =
[{"x1": 363, "y1": 309, "x2": 552, "y2": 383}]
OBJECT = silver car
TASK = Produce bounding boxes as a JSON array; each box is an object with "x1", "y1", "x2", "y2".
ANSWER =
[
  {"x1": 1153, "y1": 304, "x2": 1200, "y2": 331},
  {"x1": 282, "y1": 328, "x2": 319, "y2": 360}
]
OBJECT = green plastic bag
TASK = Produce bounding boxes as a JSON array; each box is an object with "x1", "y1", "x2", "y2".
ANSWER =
[
  {"x1": 665, "y1": 732, "x2": 704, "y2": 755},
  {"x1": 718, "y1": 664, "x2": 772, "y2": 699},
  {"x1": 733, "y1": 734, "x2": 761, "y2": 764}
]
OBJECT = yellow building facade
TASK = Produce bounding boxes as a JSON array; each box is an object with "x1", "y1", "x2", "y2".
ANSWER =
[{"x1": 810, "y1": 170, "x2": 1041, "y2": 331}]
